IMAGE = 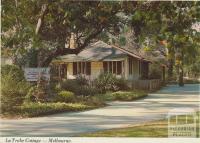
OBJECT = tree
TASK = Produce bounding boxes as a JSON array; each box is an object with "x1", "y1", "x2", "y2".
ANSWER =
[
  {"x1": 2, "y1": 0, "x2": 123, "y2": 67},
  {"x1": 2, "y1": 1, "x2": 199, "y2": 87},
  {"x1": 128, "y1": 1, "x2": 200, "y2": 86}
]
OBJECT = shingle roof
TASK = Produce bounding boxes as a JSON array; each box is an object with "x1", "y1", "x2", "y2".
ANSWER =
[{"x1": 54, "y1": 41, "x2": 132, "y2": 62}]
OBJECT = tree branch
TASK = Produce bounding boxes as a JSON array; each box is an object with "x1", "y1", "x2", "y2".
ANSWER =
[
  {"x1": 41, "y1": 27, "x2": 104, "y2": 66},
  {"x1": 35, "y1": 4, "x2": 48, "y2": 35}
]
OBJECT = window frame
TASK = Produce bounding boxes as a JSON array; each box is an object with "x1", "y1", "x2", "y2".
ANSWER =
[
  {"x1": 73, "y1": 62, "x2": 91, "y2": 75},
  {"x1": 103, "y1": 61, "x2": 122, "y2": 75}
]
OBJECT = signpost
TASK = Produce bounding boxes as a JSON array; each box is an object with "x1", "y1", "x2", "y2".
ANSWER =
[{"x1": 24, "y1": 68, "x2": 50, "y2": 82}]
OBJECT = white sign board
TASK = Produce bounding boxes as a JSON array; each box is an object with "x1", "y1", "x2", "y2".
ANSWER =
[{"x1": 24, "y1": 68, "x2": 50, "y2": 81}]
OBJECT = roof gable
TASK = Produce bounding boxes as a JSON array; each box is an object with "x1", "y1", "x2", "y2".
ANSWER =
[{"x1": 54, "y1": 41, "x2": 143, "y2": 62}]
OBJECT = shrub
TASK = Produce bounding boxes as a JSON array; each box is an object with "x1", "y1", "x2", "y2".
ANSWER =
[
  {"x1": 149, "y1": 64, "x2": 162, "y2": 79},
  {"x1": 20, "y1": 102, "x2": 91, "y2": 117},
  {"x1": 61, "y1": 79, "x2": 78, "y2": 93},
  {"x1": 1, "y1": 65, "x2": 25, "y2": 81},
  {"x1": 24, "y1": 86, "x2": 37, "y2": 103},
  {"x1": 95, "y1": 73, "x2": 128, "y2": 93},
  {"x1": 105, "y1": 90, "x2": 147, "y2": 101},
  {"x1": 56, "y1": 91, "x2": 75, "y2": 102},
  {"x1": 76, "y1": 75, "x2": 89, "y2": 86},
  {"x1": 114, "y1": 78, "x2": 129, "y2": 91},
  {"x1": 61, "y1": 77, "x2": 99, "y2": 96},
  {"x1": 1, "y1": 71, "x2": 30, "y2": 112},
  {"x1": 76, "y1": 96, "x2": 106, "y2": 107},
  {"x1": 77, "y1": 86, "x2": 100, "y2": 96}
]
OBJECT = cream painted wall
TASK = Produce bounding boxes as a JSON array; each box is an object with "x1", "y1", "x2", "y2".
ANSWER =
[
  {"x1": 67, "y1": 63, "x2": 76, "y2": 79},
  {"x1": 66, "y1": 62, "x2": 103, "y2": 80},
  {"x1": 91, "y1": 62, "x2": 103, "y2": 79},
  {"x1": 65, "y1": 57, "x2": 140, "y2": 80}
]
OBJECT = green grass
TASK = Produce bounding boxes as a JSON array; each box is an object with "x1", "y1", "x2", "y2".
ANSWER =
[{"x1": 81, "y1": 112, "x2": 200, "y2": 137}]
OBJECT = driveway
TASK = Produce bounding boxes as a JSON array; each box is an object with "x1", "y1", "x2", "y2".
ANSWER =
[{"x1": 0, "y1": 84, "x2": 199, "y2": 137}]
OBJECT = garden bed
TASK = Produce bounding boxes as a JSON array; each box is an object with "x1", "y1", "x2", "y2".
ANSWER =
[{"x1": 1, "y1": 102, "x2": 105, "y2": 119}]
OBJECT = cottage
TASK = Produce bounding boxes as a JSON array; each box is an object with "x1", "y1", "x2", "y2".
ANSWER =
[{"x1": 51, "y1": 41, "x2": 151, "y2": 81}]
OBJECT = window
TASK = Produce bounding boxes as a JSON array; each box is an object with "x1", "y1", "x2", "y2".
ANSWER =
[
  {"x1": 103, "y1": 61, "x2": 122, "y2": 75},
  {"x1": 73, "y1": 62, "x2": 91, "y2": 75},
  {"x1": 86, "y1": 62, "x2": 91, "y2": 75},
  {"x1": 51, "y1": 64, "x2": 67, "y2": 78},
  {"x1": 117, "y1": 61, "x2": 122, "y2": 75},
  {"x1": 103, "y1": 62, "x2": 108, "y2": 72},
  {"x1": 129, "y1": 57, "x2": 140, "y2": 76}
]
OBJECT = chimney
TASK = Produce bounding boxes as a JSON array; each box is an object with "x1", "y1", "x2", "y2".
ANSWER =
[{"x1": 69, "y1": 32, "x2": 76, "y2": 49}]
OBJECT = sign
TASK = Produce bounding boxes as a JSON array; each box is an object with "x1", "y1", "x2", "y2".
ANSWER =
[
  {"x1": 168, "y1": 108, "x2": 196, "y2": 138},
  {"x1": 24, "y1": 68, "x2": 50, "y2": 81}
]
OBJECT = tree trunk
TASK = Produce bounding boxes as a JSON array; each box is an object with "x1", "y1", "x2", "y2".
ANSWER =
[
  {"x1": 168, "y1": 59, "x2": 174, "y2": 81},
  {"x1": 178, "y1": 65, "x2": 184, "y2": 86},
  {"x1": 178, "y1": 51, "x2": 184, "y2": 86}
]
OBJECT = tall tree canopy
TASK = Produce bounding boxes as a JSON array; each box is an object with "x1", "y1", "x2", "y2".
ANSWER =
[
  {"x1": 2, "y1": 0, "x2": 124, "y2": 66},
  {"x1": 2, "y1": 1, "x2": 200, "y2": 85}
]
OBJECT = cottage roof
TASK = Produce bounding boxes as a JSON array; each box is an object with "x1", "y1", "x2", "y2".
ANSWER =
[{"x1": 54, "y1": 41, "x2": 144, "y2": 63}]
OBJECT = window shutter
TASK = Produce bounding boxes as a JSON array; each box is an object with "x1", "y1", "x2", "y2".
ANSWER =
[{"x1": 86, "y1": 62, "x2": 91, "y2": 75}]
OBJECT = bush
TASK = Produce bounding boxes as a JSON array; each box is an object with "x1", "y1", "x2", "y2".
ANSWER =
[
  {"x1": 77, "y1": 95, "x2": 106, "y2": 107},
  {"x1": 56, "y1": 91, "x2": 75, "y2": 102},
  {"x1": 149, "y1": 64, "x2": 162, "y2": 79},
  {"x1": 95, "y1": 73, "x2": 128, "y2": 93},
  {"x1": 1, "y1": 65, "x2": 25, "y2": 81},
  {"x1": 104, "y1": 91, "x2": 147, "y2": 101},
  {"x1": 1, "y1": 70, "x2": 30, "y2": 112},
  {"x1": 20, "y1": 102, "x2": 91, "y2": 117},
  {"x1": 114, "y1": 78, "x2": 129, "y2": 91},
  {"x1": 76, "y1": 75, "x2": 89, "y2": 86},
  {"x1": 24, "y1": 86, "x2": 37, "y2": 103},
  {"x1": 77, "y1": 86, "x2": 100, "y2": 96},
  {"x1": 61, "y1": 77, "x2": 99, "y2": 96},
  {"x1": 61, "y1": 79, "x2": 78, "y2": 93}
]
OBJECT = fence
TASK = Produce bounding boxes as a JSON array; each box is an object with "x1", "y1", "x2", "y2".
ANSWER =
[{"x1": 129, "y1": 79, "x2": 162, "y2": 91}]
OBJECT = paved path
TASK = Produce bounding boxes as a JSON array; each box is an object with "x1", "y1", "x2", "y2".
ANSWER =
[{"x1": 0, "y1": 84, "x2": 199, "y2": 137}]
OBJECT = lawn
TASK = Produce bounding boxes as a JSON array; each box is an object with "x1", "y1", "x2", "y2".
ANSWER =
[{"x1": 81, "y1": 112, "x2": 200, "y2": 137}]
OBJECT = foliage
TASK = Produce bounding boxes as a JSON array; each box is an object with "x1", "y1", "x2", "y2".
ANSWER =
[
  {"x1": 61, "y1": 76, "x2": 100, "y2": 96},
  {"x1": 77, "y1": 86, "x2": 100, "y2": 96},
  {"x1": 103, "y1": 91, "x2": 147, "y2": 101},
  {"x1": 1, "y1": 65, "x2": 25, "y2": 81},
  {"x1": 76, "y1": 96, "x2": 106, "y2": 107},
  {"x1": 24, "y1": 86, "x2": 37, "y2": 103},
  {"x1": 56, "y1": 91, "x2": 75, "y2": 103},
  {"x1": 2, "y1": 1, "x2": 199, "y2": 85},
  {"x1": 129, "y1": 2, "x2": 200, "y2": 86},
  {"x1": 61, "y1": 79, "x2": 78, "y2": 93},
  {"x1": 119, "y1": 36, "x2": 126, "y2": 46},
  {"x1": 2, "y1": 1, "x2": 123, "y2": 66},
  {"x1": 20, "y1": 102, "x2": 92, "y2": 117},
  {"x1": 149, "y1": 63, "x2": 162, "y2": 79},
  {"x1": 1, "y1": 69, "x2": 30, "y2": 112},
  {"x1": 76, "y1": 75, "x2": 89, "y2": 86},
  {"x1": 95, "y1": 73, "x2": 128, "y2": 93}
]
